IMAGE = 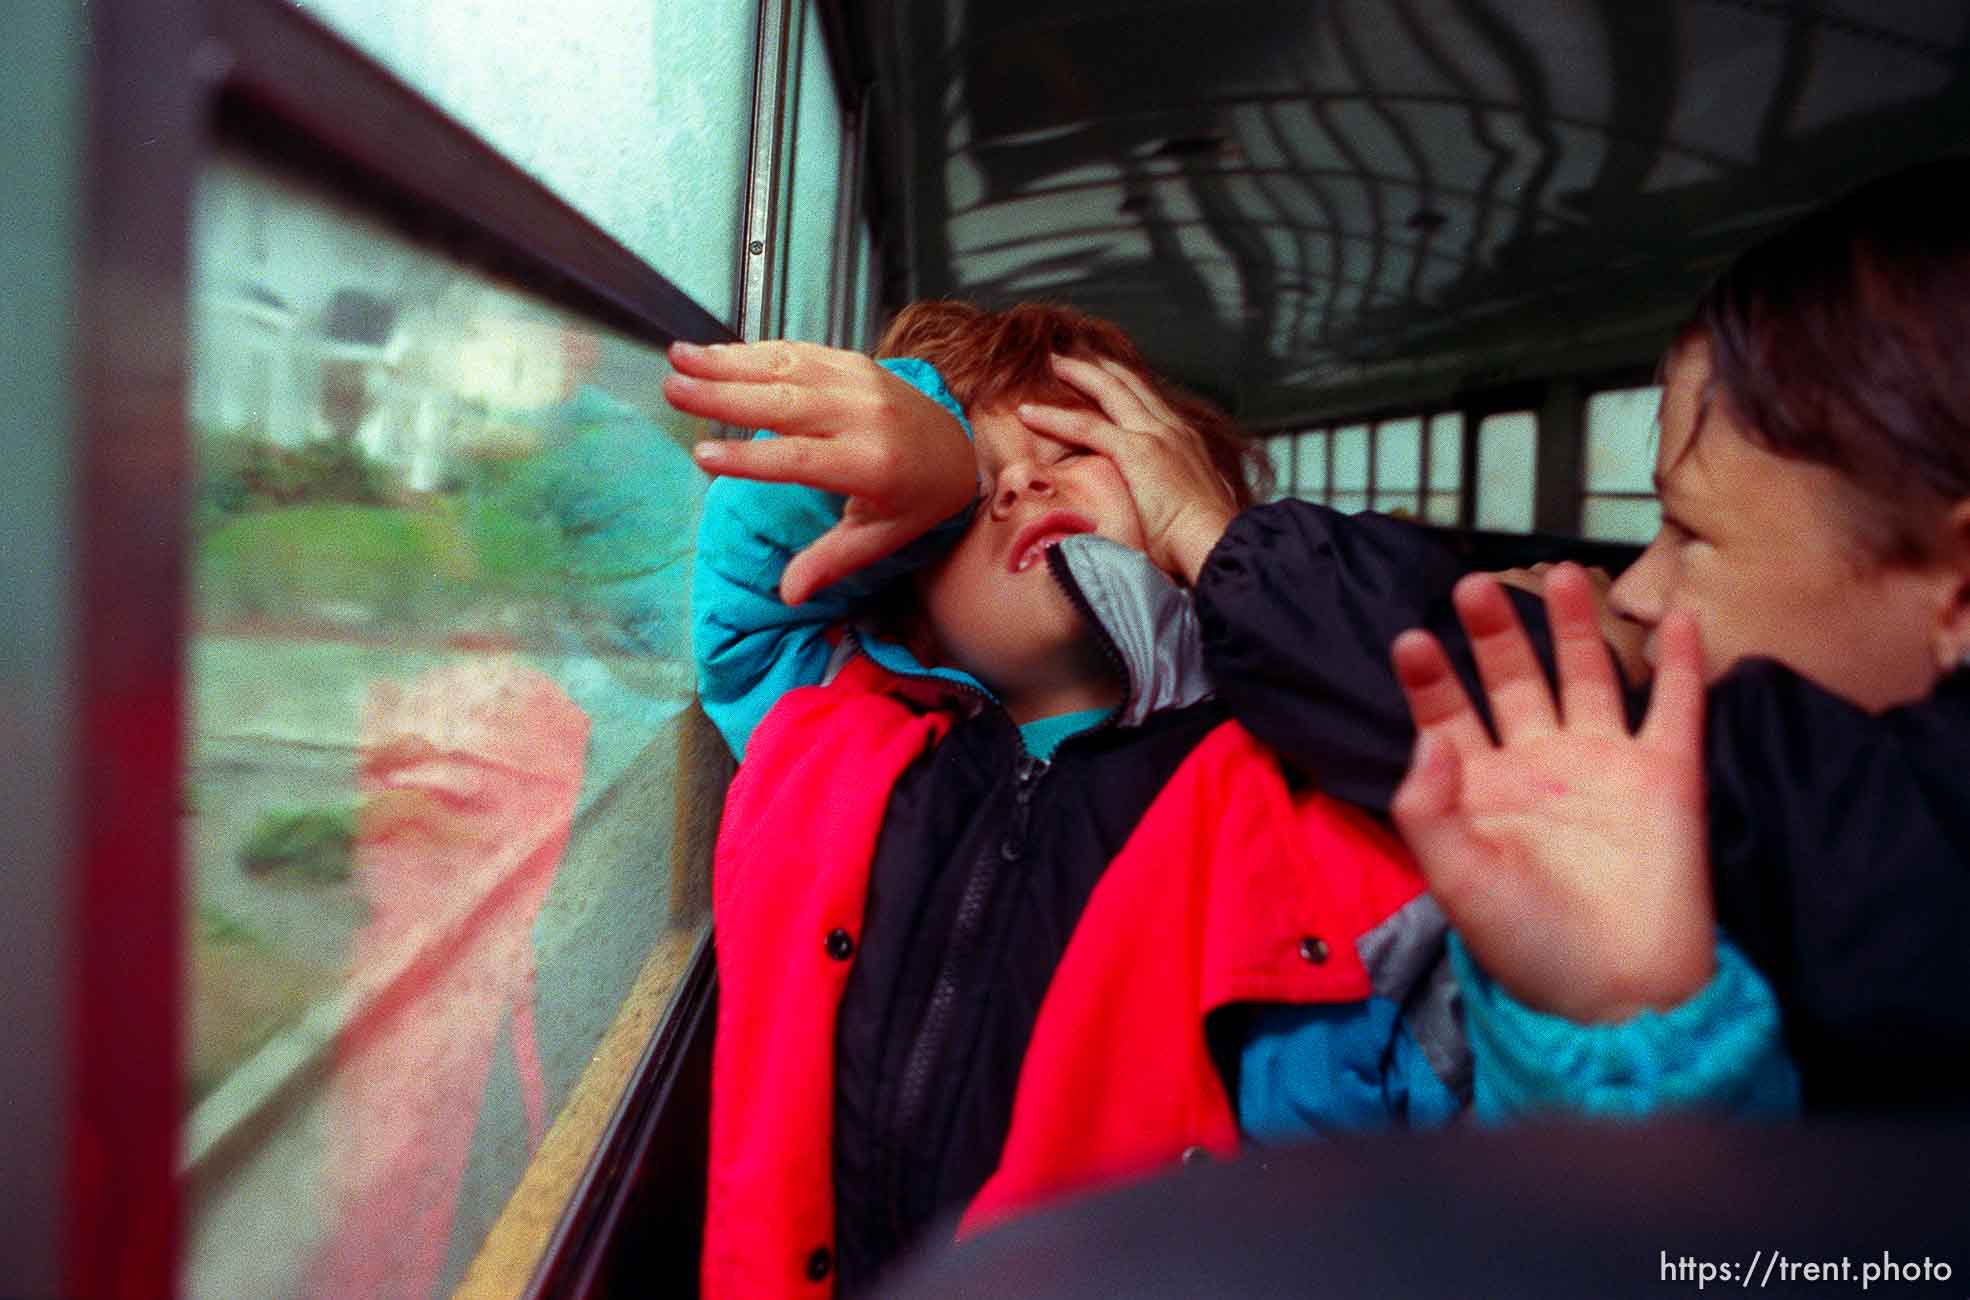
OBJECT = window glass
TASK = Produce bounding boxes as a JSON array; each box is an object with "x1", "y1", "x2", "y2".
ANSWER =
[
  {"x1": 1374, "y1": 417, "x2": 1422, "y2": 491},
  {"x1": 778, "y1": 0, "x2": 845, "y2": 342},
  {"x1": 1581, "y1": 495, "x2": 1664, "y2": 544},
  {"x1": 1475, "y1": 411, "x2": 1537, "y2": 532},
  {"x1": 1266, "y1": 435, "x2": 1295, "y2": 502},
  {"x1": 1584, "y1": 386, "x2": 1662, "y2": 492},
  {"x1": 1295, "y1": 430, "x2": 1327, "y2": 496},
  {"x1": 1330, "y1": 491, "x2": 1370, "y2": 514},
  {"x1": 1424, "y1": 491, "x2": 1461, "y2": 525},
  {"x1": 183, "y1": 157, "x2": 714, "y2": 1300},
  {"x1": 288, "y1": 0, "x2": 755, "y2": 324},
  {"x1": 1427, "y1": 412, "x2": 1463, "y2": 490},
  {"x1": 1371, "y1": 416, "x2": 1421, "y2": 516},
  {"x1": 1333, "y1": 423, "x2": 1370, "y2": 491},
  {"x1": 852, "y1": 221, "x2": 877, "y2": 351}
]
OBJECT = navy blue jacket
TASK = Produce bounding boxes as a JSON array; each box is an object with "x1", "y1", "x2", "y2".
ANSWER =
[{"x1": 1199, "y1": 498, "x2": 1970, "y2": 1114}]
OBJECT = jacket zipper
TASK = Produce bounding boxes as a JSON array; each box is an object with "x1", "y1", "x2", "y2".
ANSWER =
[
  {"x1": 885, "y1": 746, "x2": 1046, "y2": 1230},
  {"x1": 875, "y1": 550, "x2": 1132, "y2": 1230}
]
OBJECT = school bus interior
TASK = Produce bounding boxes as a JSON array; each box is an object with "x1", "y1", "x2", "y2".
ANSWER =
[{"x1": 5, "y1": 0, "x2": 1968, "y2": 1296}]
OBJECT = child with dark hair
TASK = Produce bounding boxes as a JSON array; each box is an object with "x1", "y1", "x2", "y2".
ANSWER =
[
  {"x1": 670, "y1": 301, "x2": 1790, "y2": 1298},
  {"x1": 1200, "y1": 160, "x2": 1970, "y2": 1118}
]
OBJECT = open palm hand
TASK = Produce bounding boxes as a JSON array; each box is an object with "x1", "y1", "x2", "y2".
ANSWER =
[{"x1": 1390, "y1": 565, "x2": 1713, "y2": 1022}]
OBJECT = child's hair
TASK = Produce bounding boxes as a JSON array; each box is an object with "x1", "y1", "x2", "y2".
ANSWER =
[
  {"x1": 874, "y1": 299, "x2": 1271, "y2": 507},
  {"x1": 1679, "y1": 158, "x2": 1970, "y2": 564}
]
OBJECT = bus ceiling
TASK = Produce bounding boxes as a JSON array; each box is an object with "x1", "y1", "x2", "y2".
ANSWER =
[{"x1": 830, "y1": 0, "x2": 1970, "y2": 428}]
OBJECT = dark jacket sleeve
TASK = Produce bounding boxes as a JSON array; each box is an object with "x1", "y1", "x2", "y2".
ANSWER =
[
  {"x1": 1192, "y1": 499, "x2": 1571, "y2": 813},
  {"x1": 1704, "y1": 663, "x2": 1970, "y2": 1112}
]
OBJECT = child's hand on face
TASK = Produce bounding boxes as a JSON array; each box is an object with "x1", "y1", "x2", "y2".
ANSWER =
[
  {"x1": 1016, "y1": 355, "x2": 1239, "y2": 584},
  {"x1": 1388, "y1": 565, "x2": 1714, "y2": 1023},
  {"x1": 668, "y1": 340, "x2": 977, "y2": 605}
]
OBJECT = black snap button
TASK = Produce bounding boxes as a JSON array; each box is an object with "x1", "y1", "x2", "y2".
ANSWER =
[
  {"x1": 1181, "y1": 1144, "x2": 1211, "y2": 1166},
  {"x1": 1298, "y1": 935, "x2": 1329, "y2": 964},
  {"x1": 999, "y1": 835, "x2": 1022, "y2": 862},
  {"x1": 806, "y1": 1246, "x2": 833, "y2": 1281},
  {"x1": 825, "y1": 928, "x2": 854, "y2": 961}
]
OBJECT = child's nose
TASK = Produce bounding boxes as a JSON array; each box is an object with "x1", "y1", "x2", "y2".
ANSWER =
[
  {"x1": 1607, "y1": 539, "x2": 1665, "y2": 627},
  {"x1": 992, "y1": 463, "x2": 1054, "y2": 516}
]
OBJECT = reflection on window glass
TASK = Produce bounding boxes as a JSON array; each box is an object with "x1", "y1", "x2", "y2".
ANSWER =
[
  {"x1": 182, "y1": 158, "x2": 714, "y2": 1300},
  {"x1": 1584, "y1": 386, "x2": 1661, "y2": 492},
  {"x1": 1295, "y1": 430, "x2": 1327, "y2": 495},
  {"x1": 779, "y1": 0, "x2": 845, "y2": 342},
  {"x1": 1476, "y1": 411, "x2": 1537, "y2": 532},
  {"x1": 1333, "y1": 424, "x2": 1370, "y2": 491},
  {"x1": 289, "y1": 0, "x2": 755, "y2": 323}
]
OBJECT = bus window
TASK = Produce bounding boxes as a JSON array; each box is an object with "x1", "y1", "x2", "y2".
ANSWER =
[
  {"x1": 779, "y1": 0, "x2": 847, "y2": 343},
  {"x1": 180, "y1": 154, "x2": 717, "y2": 1300},
  {"x1": 851, "y1": 218, "x2": 879, "y2": 351},
  {"x1": 164, "y1": 0, "x2": 850, "y2": 1290},
  {"x1": 1330, "y1": 422, "x2": 1370, "y2": 515},
  {"x1": 287, "y1": 0, "x2": 758, "y2": 326},
  {"x1": 1425, "y1": 413, "x2": 1464, "y2": 526},
  {"x1": 1371, "y1": 416, "x2": 1422, "y2": 518},
  {"x1": 1582, "y1": 386, "x2": 1665, "y2": 544},
  {"x1": 1264, "y1": 434, "x2": 1295, "y2": 503},
  {"x1": 1294, "y1": 429, "x2": 1328, "y2": 500},
  {"x1": 1475, "y1": 411, "x2": 1537, "y2": 533}
]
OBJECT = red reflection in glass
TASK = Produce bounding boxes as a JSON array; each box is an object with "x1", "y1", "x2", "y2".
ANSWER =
[{"x1": 305, "y1": 660, "x2": 588, "y2": 1298}]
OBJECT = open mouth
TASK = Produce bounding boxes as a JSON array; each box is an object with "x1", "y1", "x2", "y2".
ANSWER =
[{"x1": 1008, "y1": 511, "x2": 1096, "y2": 573}]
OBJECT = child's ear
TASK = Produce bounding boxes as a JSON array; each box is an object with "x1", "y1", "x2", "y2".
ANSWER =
[{"x1": 1929, "y1": 499, "x2": 1970, "y2": 672}]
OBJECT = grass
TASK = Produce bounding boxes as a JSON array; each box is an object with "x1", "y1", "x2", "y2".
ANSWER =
[
  {"x1": 195, "y1": 497, "x2": 567, "y2": 626},
  {"x1": 239, "y1": 802, "x2": 360, "y2": 882},
  {"x1": 196, "y1": 903, "x2": 259, "y2": 946}
]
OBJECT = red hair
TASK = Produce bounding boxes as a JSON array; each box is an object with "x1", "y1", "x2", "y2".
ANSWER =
[{"x1": 874, "y1": 300, "x2": 1270, "y2": 508}]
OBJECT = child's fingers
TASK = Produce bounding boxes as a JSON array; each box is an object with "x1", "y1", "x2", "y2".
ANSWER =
[
  {"x1": 665, "y1": 373, "x2": 819, "y2": 432},
  {"x1": 1452, "y1": 573, "x2": 1560, "y2": 743},
  {"x1": 1390, "y1": 628, "x2": 1495, "y2": 756},
  {"x1": 1638, "y1": 609, "x2": 1706, "y2": 756},
  {"x1": 1048, "y1": 354, "x2": 1159, "y2": 431},
  {"x1": 1016, "y1": 401, "x2": 1125, "y2": 455},
  {"x1": 1092, "y1": 357, "x2": 1184, "y2": 429},
  {"x1": 692, "y1": 434, "x2": 876, "y2": 497},
  {"x1": 1390, "y1": 732, "x2": 1485, "y2": 894},
  {"x1": 778, "y1": 517, "x2": 914, "y2": 606},
  {"x1": 1543, "y1": 563, "x2": 1625, "y2": 734},
  {"x1": 668, "y1": 338, "x2": 815, "y2": 382}
]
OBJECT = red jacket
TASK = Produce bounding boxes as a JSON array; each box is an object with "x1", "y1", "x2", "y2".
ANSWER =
[{"x1": 703, "y1": 652, "x2": 1428, "y2": 1298}]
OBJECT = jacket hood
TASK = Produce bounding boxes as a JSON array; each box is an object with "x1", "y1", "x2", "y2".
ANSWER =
[
  {"x1": 1051, "y1": 534, "x2": 1214, "y2": 726},
  {"x1": 843, "y1": 534, "x2": 1215, "y2": 727}
]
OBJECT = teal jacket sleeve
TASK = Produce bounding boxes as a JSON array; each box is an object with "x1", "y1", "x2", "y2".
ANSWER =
[
  {"x1": 1455, "y1": 933, "x2": 1801, "y2": 1121},
  {"x1": 689, "y1": 358, "x2": 973, "y2": 760},
  {"x1": 1239, "y1": 999, "x2": 1464, "y2": 1139}
]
